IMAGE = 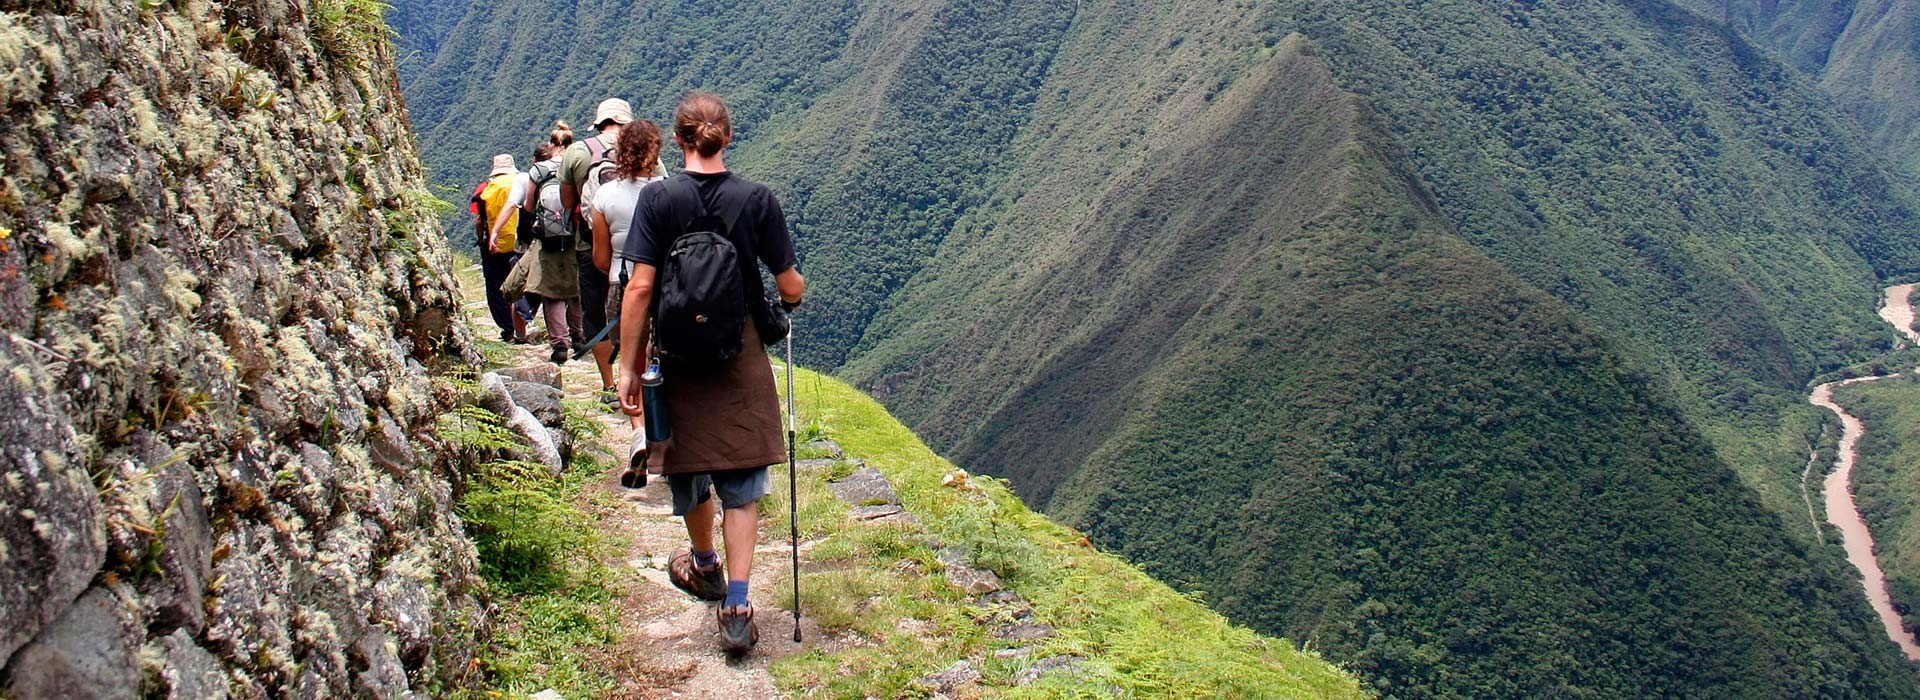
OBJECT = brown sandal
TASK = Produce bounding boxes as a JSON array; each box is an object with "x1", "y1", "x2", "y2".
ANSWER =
[
  {"x1": 717, "y1": 605, "x2": 759, "y2": 656},
  {"x1": 668, "y1": 550, "x2": 726, "y2": 601}
]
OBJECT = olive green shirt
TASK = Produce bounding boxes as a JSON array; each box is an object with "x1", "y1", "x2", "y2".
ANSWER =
[{"x1": 560, "y1": 138, "x2": 597, "y2": 190}]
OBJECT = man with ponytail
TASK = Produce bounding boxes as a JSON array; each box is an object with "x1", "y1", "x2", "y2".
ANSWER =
[{"x1": 617, "y1": 92, "x2": 805, "y2": 656}]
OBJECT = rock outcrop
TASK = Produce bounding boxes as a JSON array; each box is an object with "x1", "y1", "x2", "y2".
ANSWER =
[{"x1": 0, "y1": 0, "x2": 486, "y2": 696}]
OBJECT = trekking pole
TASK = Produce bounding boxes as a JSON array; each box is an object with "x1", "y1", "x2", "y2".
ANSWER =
[{"x1": 786, "y1": 322, "x2": 803, "y2": 643}]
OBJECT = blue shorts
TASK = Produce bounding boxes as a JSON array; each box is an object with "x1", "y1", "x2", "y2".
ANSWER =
[{"x1": 668, "y1": 467, "x2": 771, "y2": 516}]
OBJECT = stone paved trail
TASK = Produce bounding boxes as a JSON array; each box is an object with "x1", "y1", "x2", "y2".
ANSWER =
[{"x1": 462, "y1": 279, "x2": 824, "y2": 699}]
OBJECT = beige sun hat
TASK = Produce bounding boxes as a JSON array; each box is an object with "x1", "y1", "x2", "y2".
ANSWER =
[
  {"x1": 489, "y1": 153, "x2": 516, "y2": 176},
  {"x1": 593, "y1": 98, "x2": 635, "y2": 127}
]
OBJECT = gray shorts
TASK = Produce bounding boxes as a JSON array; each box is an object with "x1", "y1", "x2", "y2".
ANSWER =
[{"x1": 668, "y1": 466, "x2": 771, "y2": 516}]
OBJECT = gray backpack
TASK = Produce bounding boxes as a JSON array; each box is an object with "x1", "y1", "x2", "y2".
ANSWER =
[{"x1": 527, "y1": 162, "x2": 572, "y2": 251}]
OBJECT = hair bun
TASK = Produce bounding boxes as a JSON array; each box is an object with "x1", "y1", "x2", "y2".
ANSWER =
[{"x1": 674, "y1": 92, "x2": 732, "y2": 157}]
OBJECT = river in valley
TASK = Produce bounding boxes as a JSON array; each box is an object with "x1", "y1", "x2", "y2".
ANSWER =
[{"x1": 1809, "y1": 283, "x2": 1920, "y2": 662}]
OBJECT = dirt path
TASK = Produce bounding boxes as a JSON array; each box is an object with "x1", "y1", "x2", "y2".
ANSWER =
[
  {"x1": 1808, "y1": 283, "x2": 1920, "y2": 663},
  {"x1": 463, "y1": 277, "x2": 820, "y2": 699}
]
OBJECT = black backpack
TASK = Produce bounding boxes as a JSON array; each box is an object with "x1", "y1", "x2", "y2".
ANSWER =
[{"x1": 654, "y1": 177, "x2": 747, "y2": 364}]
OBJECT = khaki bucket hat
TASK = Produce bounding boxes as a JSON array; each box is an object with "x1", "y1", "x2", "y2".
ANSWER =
[{"x1": 593, "y1": 98, "x2": 635, "y2": 127}]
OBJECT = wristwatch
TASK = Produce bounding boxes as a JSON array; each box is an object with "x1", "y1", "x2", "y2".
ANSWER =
[{"x1": 780, "y1": 297, "x2": 802, "y2": 312}]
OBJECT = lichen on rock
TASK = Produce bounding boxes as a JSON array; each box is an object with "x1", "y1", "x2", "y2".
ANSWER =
[{"x1": 0, "y1": 0, "x2": 489, "y2": 695}]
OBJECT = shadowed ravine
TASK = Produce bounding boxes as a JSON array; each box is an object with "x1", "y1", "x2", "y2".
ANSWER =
[{"x1": 1810, "y1": 283, "x2": 1920, "y2": 662}]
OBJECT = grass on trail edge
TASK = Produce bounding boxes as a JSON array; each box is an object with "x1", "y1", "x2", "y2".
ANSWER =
[{"x1": 772, "y1": 366, "x2": 1365, "y2": 699}]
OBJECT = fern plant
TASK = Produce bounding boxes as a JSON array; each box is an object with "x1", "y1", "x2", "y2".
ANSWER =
[{"x1": 437, "y1": 405, "x2": 522, "y2": 454}]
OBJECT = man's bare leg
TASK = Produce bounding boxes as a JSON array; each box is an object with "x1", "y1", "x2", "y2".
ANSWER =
[
  {"x1": 684, "y1": 496, "x2": 717, "y2": 556},
  {"x1": 722, "y1": 501, "x2": 759, "y2": 600}
]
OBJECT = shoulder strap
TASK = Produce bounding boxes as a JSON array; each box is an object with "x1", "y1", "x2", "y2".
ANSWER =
[
  {"x1": 528, "y1": 165, "x2": 554, "y2": 199},
  {"x1": 586, "y1": 136, "x2": 611, "y2": 165},
  {"x1": 670, "y1": 175, "x2": 742, "y2": 236}
]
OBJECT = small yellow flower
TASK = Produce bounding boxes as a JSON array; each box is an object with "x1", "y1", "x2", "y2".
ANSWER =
[{"x1": 0, "y1": 226, "x2": 11, "y2": 240}]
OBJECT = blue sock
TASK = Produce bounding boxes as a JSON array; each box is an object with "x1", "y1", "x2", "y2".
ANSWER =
[
  {"x1": 692, "y1": 549, "x2": 718, "y2": 569},
  {"x1": 725, "y1": 580, "x2": 750, "y2": 609}
]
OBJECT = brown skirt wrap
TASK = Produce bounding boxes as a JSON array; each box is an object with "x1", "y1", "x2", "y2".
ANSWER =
[{"x1": 655, "y1": 322, "x2": 784, "y2": 475}]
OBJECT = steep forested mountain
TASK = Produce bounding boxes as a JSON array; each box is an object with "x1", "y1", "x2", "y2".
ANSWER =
[
  {"x1": 388, "y1": 0, "x2": 470, "y2": 85},
  {"x1": 1273, "y1": 0, "x2": 1920, "y2": 536},
  {"x1": 1687, "y1": 0, "x2": 1920, "y2": 180},
  {"x1": 392, "y1": 0, "x2": 1920, "y2": 696}
]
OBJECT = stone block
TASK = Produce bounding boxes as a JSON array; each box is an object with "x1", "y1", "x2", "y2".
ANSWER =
[
  {"x1": 506, "y1": 406, "x2": 562, "y2": 473},
  {"x1": 369, "y1": 409, "x2": 417, "y2": 476},
  {"x1": 0, "y1": 359, "x2": 105, "y2": 667},
  {"x1": 829, "y1": 466, "x2": 900, "y2": 508},
  {"x1": 285, "y1": 442, "x2": 337, "y2": 524},
  {"x1": 477, "y1": 373, "x2": 516, "y2": 416},
  {"x1": 149, "y1": 630, "x2": 228, "y2": 700},
  {"x1": 204, "y1": 523, "x2": 293, "y2": 672},
  {"x1": 350, "y1": 632, "x2": 411, "y2": 700},
  {"x1": 795, "y1": 457, "x2": 838, "y2": 472},
  {"x1": 496, "y1": 364, "x2": 561, "y2": 389},
  {"x1": 851, "y1": 504, "x2": 905, "y2": 521},
  {"x1": 912, "y1": 660, "x2": 980, "y2": 694},
  {"x1": 2, "y1": 586, "x2": 140, "y2": 700},
  {"x1": 505, "y1": 381, "x2": 564, "y2": 428},
  {"x1": 1014, "y1": 656, "x2": 1084, "y2": 686},
  {"x1": 802, "y1": 440, "x2": 844, "y2": 459},
  {"x1": 140, "y1": 461, "x2": 214, "y2": 634},
  {"x1": 374, "y1": 564, "x2": 433, "y2": 669},
  {"x1": 937, "y1": 548, "x2": 1004, "y2": 596}
]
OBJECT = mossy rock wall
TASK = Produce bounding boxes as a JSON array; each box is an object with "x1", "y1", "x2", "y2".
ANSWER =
[{"x1": 0, "y1": 0, "x2": 486, "y2": 696}]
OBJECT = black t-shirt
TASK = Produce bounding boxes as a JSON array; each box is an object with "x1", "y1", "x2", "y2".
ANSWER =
[{"x1": 619, "y1": 170, "x2": 797, "y2": 285}]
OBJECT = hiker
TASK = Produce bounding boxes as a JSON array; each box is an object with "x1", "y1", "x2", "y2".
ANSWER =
[
  {"x1": 471, "y1": 154, "x2": 524, "y2": 344},
  {"x1": 516, "y1": 124, "x2": 583, "y2": 364},
  {"x1": 616, "y1": 92, "x2": 805, "y2": 655},
  {"x1": 562, "y1": 99, "x2": 631, "y2": 400},
  {"x1": 589, "y1": 118, "x2": 668, "y2": 433}
]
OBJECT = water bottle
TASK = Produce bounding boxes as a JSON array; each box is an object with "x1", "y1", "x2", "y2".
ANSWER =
[{"x1": 641, "y1": 358, "x2": 671, "y2": 443}]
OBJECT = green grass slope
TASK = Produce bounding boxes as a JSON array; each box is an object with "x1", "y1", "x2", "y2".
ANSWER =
[
  {"x1": 1834, "y1": 373, "x2": 1920, "y2": 641},
  {"x1": 842, "y1": 24, "x2": 1919, "y2": 697},
  {"x1": 772, "y1": 366, "x2": 1367, "y2": 698}
]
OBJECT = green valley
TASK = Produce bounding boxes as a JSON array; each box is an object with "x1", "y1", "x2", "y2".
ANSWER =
[{"x1": 392, "y1": 0, "x2": 1920, "y2": 696}]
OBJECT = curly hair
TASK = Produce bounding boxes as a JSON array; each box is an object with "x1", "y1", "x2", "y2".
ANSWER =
[{"x1": 613, "y1": 120, "x2": 662, "y2": 180}]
